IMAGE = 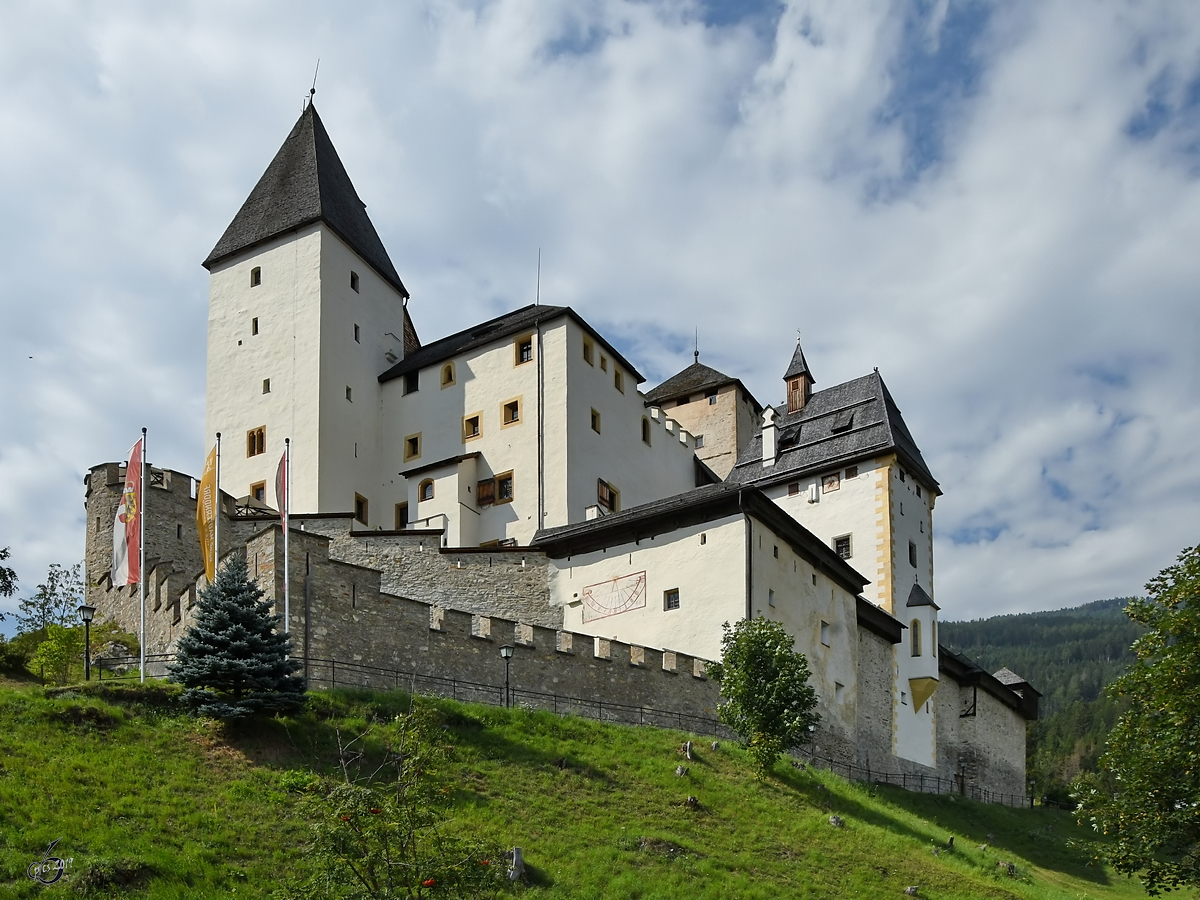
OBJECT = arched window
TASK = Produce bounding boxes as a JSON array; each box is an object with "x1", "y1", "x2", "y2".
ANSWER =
[
  {"x1": 441, "y1": 363, "x2": 455, "y2": 387},
  {"x1": 419, "y1": 479, "x2": 434, "y2": 502},
  {"x1": 641, "y1": 417, "x2": 651, "y2": 445},
  {"x1": 250, "y1": 266, "x2": 261, "y2": 287},
  {"x1": 910, "y1": 619, "x2": 922, "y2": 657}
]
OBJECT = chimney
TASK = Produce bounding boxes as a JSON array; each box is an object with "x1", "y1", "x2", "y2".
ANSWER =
[{"x1": 761, "y1": 406, "x2": 778, "y2": 467}]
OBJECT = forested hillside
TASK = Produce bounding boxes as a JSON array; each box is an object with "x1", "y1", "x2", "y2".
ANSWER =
[{"x1": 940, "y1": 599, "x2": 1145, "y2": 801}]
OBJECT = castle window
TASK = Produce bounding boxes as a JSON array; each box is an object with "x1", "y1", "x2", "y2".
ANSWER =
[
  {"x1": 495, "y1": 471, "x2": 514, "y2": 504},
  {"x1": 354, "y1": 324, "x2": 361, "y2": 343},
  {"x1": 614, "y1": 369, "x2": 624, "y2": 393},
  {"x1": 247, "y1": 427, "x2": 266, "y2": 457},
  {"x1": 834, "y1": 535, "x2": 852, "y2": 559},
  {"x1": 515, "y1": 334, "x2": 533, "y2": 365},
  {"x1": 583, "y1": 338, "x2": 594, "y2": 366},
  {"x1": 354, "y1": 493, "x2": 369, "y2": 525},
  {"x1": 251, "y1": 481, "x2": 266, "y2": 503},
  {"x1": 251, "y1": 317, "x2": 259, "y2": 335},
  {"x1": 350, "y1": 271, "x2": 360, "y2": 292},
  {"x1": 177, "y1": 523, "x2": 183, "y2": 539},
  {"x1": 463, "y1": 414, "x2": 481, "y2": 441},
  {"x1": 820, "y1": 621, "x2": 831, "y2": 646},
  {"x1": 346, "y1": 386, "x2": 353, "y2": 401},
  {"x1": 597, "y1": 479, "x2": 619, "y2": 513},
  {"x1": 694, "y1": 434, "x2": 704, "y2": 449},
  {"x1": 811, "y1": 572, "x2": 817, "y2": 586},
  {"x1": 768, "y1": 588, "x2": 776, "y2": 607},
  {"x1": 476, "y1": 478, "x2": 495, "y2": 506},
  {"x1": 822, "y1": 473, "x2": 841, "y2": 492},
  {"x1": 262, "y1": 378, "x2": 271, "y2": 394},
  {"x1": 641, "y1": 417, "x2": 651, "y2": 445},
  {"x1": 909, "y1": 541, "x2": 917, "y2": 567},
  {"x1": 846, "y1": 465, "x2": 859, "y2": 479},
  {"x1": 395, "y1": 502, "x2": 409, "y2": 529},
  {"x1": 835, "y1": 682, "x2": 845, "y2": 704},
  {"x1": 404, "y1": 371, "x2": 419, "y2": 394},
  {"x1": 901, "y1": 691, "x2": 908, "y2": 706},
  {"x1": 250, "y1": 266, "x2": 261, "y2": 287},
  {"x1": 788, "y1": 482, "x2": 800, "y2": 496},
  {"x1": 931, "y1": 621, "x2": 937, "y2": 655},
  {"x1": 916, "y1": 484, "x2": 922, "y2": 498},
  {"x1": 910, "y1": 620, "x2": 921, "y2": 657},
  {"x1": 590, "y1": 409, "x2": 601, "y2": 434},
  {"x1": 664, "y1": 588, "x2": 680, "y2": 611},
  {"x1": 404, "y1": 433, "x2": 421, "y2": 462},
  {"x1": 773, "y1": 545, "x2": 779, "y2": 559},
  {"x1": 418, "y1": 480, "x2": 434, "y2": 502},
  {"x1": 441, "y1": 363, "x2": 455, "y2": 387},
  {"x1": 502, "y1": 398, "x2": 521, "y2": 426},
  {"x1": 899, "y1": 469, "x2": 906, "y2": 482},
  {"x1": 707, "y1": 390, "x2": 718, "y2": 405},
  {"x1": 600, "y1": 355, "x2": 608, "y2": 372}
]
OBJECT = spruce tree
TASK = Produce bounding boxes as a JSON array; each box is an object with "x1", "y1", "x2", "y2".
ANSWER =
[{"x1": 168, "y1": 554, "x2": 305, "y2": 718}]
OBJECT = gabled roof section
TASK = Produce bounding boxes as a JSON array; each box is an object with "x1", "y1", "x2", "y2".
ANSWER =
[
  {"x1": 643, "y1": 360, "x2": 762, "y2": 411},
  {"x1": 784, "y1": 341, "x2": 814, "y2": 382},
  {"x1": 906, "y1": 583, "x2": 939, "y2": 610},
  {"x1": 203, "y1": 104, "x2": 409, "y2": 299},
  {"x1": 379, "y1": 304, "x2": 644, "y2": 385},
  {"x1": 727, "y1": 370, "x2": 940, "y2": 494}
]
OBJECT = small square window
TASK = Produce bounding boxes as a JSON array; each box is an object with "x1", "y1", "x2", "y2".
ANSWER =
[
  {"x1": 476, "y1": 478, "x2": 495, "y2": 506},
  {"x1": 354, "y1": 324, "x2": 361, "y2": 343},
  {"x1": 664, "y1": 589, "x2": 680, "y2": 611},
  {"x1": 350, "y1": 271, "x2": 360, "y2": 292},
  {"x1": 834, "y1": 535, "x2": 852, "y2": 559},
  {"x1": 694, "y1": 434, "x2": 704, "y2": 449},
  {"x1": 820, "y1": 621, "x2": 831, "y2": 646},
  {"x1": 583, "y1": 338, "x2": 594, "y2": 366},
  {"x1": 346, "y1": 386, "x2": 353, "y2": 401},
  {"x1": 600, "y1": 355, "x2": 608, "y2": 372},
  {"x1": 404, "y1": 371, "x2": 419, "y2": 394},
  {"x1": 707, "y1": 390, "x2": 718, "y2": 405},
  {"x1": 515, "y1": 335, "x2": 533, "y2": 365},
  {"x1": 788, "y1": 482, "x2": 800, "y2": 496},
  {"x1": 597, "y1": 479, "x2": 619, "y2": 512},
  {"x1": 463, "y1": 414, "x2": 481, "y2": 441},
  {"x1": 909, "y1": 540, "x2": 917, "y2": 568},
  {"x1": 395, "y1": 502, "x2": 409, "y2": 529},
  {"x1": 250, "y1": 266, "x2": 261, "y2": 287},
  {"x1": 354, "y1": 493, "x2": 369, "y2": 526},
  {"x1": 590, "y1": 409, "x2": 601, "y2": 433},
  {"x1": 495, "y1": 471, "x2": 514, "y2": 504},
  {"x1": 251, "y1": 481, "x2": 266, "y2": 503},
  {"x1": 262, "y1": 378, "x2": 271, "y2": 394},
  {"x1": 404, "y1": 433, "x2": 421, "y2": 462},
  {"x1": 502, "y1": 399, "x2": 521, "y2": 425},
  {"x1": 251, "y1": 316, "x2": 259, "y2": 335},
  {"x1": 614, "y1": 369, "x2": 624, "y2": 392},
  {"x1": 846, "y1": 465, "x2": 859, "y2": 479}
]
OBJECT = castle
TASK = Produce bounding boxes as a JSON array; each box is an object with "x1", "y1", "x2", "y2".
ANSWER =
[{"x1": 84, "y1": 103, "x2": 1038, "y2": 799}]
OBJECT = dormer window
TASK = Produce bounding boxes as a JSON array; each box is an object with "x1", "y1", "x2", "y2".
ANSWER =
[{"x1": 250, "y1": 266, "x2": 261, "y2": 287}]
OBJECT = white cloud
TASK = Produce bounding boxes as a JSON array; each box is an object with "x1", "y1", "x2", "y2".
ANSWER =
[{"x1": 0, "y1": 0, "x2": 1198, "y2": 626}]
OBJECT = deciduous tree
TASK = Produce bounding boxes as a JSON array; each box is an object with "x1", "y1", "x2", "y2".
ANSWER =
[
  {"x1": 708, "y1": 616, "x2": 820, "y2": 777},
  {"x1": 168, "y1": 555, "x2": 304, "y2": 718},
  {"x1": 15, "y1": 562, "x2": 83, "y2": 642},
  {"x1": 1074, "y1": 544, "x2": 1200, "y2": 895}
]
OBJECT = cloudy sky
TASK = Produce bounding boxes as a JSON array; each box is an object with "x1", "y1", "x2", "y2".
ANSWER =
[{"x1": 1, "y1": 0, "x2": 1197, "y2": 625}]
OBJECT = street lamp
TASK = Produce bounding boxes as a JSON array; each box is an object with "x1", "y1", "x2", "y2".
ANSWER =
[
  {"x1": 499, "y1": 644, "x2": 515, "y2": 708},
  {"x1": 77, "y1": 604, "x2": 97, "y2": 681}
]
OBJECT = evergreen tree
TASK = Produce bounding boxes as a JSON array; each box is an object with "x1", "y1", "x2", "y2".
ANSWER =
[{"x1": 168, "y1": 555, "x2": 305, "y2": 719}]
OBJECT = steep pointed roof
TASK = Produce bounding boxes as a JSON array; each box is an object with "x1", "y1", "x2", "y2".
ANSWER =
[
  {"x1": 203, "y1": 104, "x2": 408, "y2": 298},
  {"x1": 784, "y1": 341, "x2": 814, "y2": 382},
  {"x1": 728, "y1": 370, "x2": 940, "y2": 493},
  {"x1": 906, "y1": 583, "x2": 939, "y2": 609},
  {"x1": 643, "y1": 360, "x2": 761, "y2": 410}
]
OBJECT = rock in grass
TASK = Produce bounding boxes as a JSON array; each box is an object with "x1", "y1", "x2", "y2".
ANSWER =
[
  {"x1": 829, "y1": 815, "x2": 844, "y2": 828},
  {"x1": 904, "y1": 887, "x2": 919, "y2": 897}
]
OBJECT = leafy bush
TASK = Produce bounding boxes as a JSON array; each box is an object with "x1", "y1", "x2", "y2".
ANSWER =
[{"x1": 0, "y1": 635, "x2": 30, "y2": 676}]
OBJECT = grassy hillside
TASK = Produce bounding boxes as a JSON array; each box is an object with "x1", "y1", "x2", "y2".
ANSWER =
[
  {"x1": 0, "y1": 676, "x2": 1178, "y2": 900},
  {"x1": 940, "y1": 599, "x2": 1145, "y2": 798}
]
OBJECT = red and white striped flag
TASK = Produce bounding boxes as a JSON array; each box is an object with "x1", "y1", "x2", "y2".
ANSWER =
[{"x1": 111, "y1": 437, "x2": 143, "y2": 585}]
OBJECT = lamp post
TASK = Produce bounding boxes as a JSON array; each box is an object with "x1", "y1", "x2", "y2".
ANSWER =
[
  {"x1": 77, "y1": 604, "x2": 97, "y2": 681},
  {"x1": 499, "y1": 644, "x2": 515, "y2": 708}
]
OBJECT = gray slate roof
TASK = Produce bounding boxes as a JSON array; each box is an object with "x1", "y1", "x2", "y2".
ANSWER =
[
  {"x1": 993, "y1": 667, "x2": 1027, "y2": 686},
  {"x1": 203, "y1": 104, "x2": 409, "y2": 299},
  {"x1": 784, "y1": 341, "x2": 815, "y2": 381},
  {"x1": 379, "y1": 304, "x2": 644, "y2": 384},
  {"x1": 906, "y1": 583, "x2": 939, "y2": 609},
  {"x1": 727, "y1": 371, "x2": 940, "y2": 494},
  {"x1": 643, "y1": 360, "x2": 762, "y2": 411}
]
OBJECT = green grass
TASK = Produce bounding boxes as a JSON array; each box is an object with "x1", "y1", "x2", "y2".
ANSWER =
[{"x1": 0, "y1": 676, "x2": 1185, "y2": 899}]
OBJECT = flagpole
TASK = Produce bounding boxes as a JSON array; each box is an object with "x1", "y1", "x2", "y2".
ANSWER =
[
  {"x1": 139, "y1": 427, "x2": 147, "y2": 684},
  {"x1": 283, "y1": 437, "x2": 291, "y2": 646},
  {"x1": 214, "y1": 432, "x2": 221, "y2": 580}
]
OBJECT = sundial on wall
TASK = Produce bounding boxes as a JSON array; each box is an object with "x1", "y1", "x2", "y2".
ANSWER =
[{"x1": 582, "y1": 571, "x2": 647, "y2": 623}]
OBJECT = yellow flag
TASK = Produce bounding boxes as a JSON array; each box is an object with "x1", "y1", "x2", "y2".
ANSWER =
[{"x1": 196, "y1": 446, "x2": 217, "y2": 582}]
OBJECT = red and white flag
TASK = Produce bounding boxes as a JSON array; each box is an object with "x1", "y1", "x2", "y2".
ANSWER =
[
  {"x1": 111, "y1": 437, "x2": 143, "y2": 585},
  {"x1": 275, "y1": 447, "x2": 288, "y2": 530}
]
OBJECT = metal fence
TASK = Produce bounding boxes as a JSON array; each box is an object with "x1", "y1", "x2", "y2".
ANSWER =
[{"x1": 94, "y1": 652, "x2": 1027, "y2": 807}]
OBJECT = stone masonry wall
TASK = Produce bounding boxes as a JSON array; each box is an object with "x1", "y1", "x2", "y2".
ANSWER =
[
  {"x1": 937, "y1": 679, "x2": 1027, "y2": 799},
  {"x1": 855, "y1": 627, "x2": 897, "y2": 771}
]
